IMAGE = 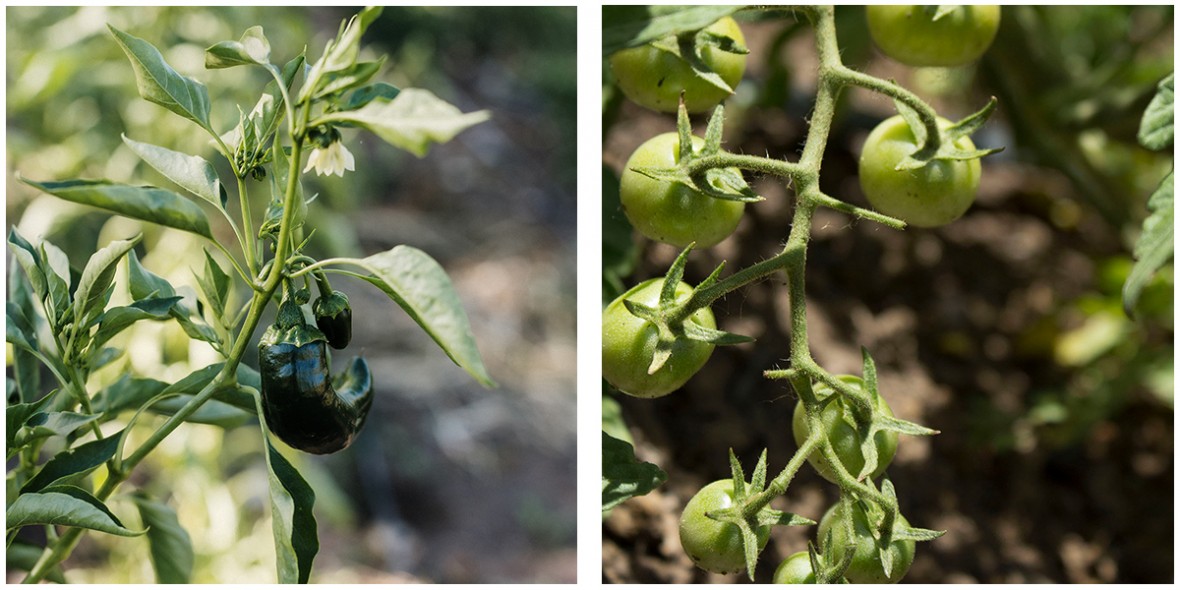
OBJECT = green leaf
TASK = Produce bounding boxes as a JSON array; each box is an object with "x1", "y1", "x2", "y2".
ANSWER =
[
  {"x1": 7, "y1": 228, "x2": 47, "y2": 303},
  {"x1": 6, "y1": 485, "x2": 145, "y2": 537},
  {"x1": 195, "y1": 250, "x2": 230, "y2": 320},
  {"x1": 339, "y1": 246, "x2": 496, "y2": 387},
  {"x1": 317, "y1": 88, "x2": 490, "y2": 157},
  {"x1": 16, "y1": 412, "x2": 99, "y2": 446},
  {"x1": 73, "y1": 235, "x2": 141, "y2": 328},
  {"x1": 300, "y1": 6, "x2": 384, "y2": 103},
  {"x1": 90, "y1": 296, "x2": 182, "y2": 350},
  {"x1": 21, "y1": 430, "x2": 123, "y2": 493},
  {"x1": 122, "y1": 135, "x2": 224, "y2": 208},
  {"x1": 1138, "y1": 73, "x2": 1174, "y2": 151},
  {"x1": 602, "y1": 431, "x2": 667, "y2": 516},
  {"x1": 603, "y1": 5, "x2": 740, "y2": 56},
  {"x1": 340, "y1": 82, "x2": 401, "y2": 111},
  {"x1": 7, "y1": 302, "x2": 38, "y2": 353},
  {"x1": 257, "y1": 406, "x2": 319, "y2": 586},
  {"x1": 602, "y1": 165, "x2": 637, "y2": 306},
  {"x1": 205, "y1": 25, "x2": 271, "y2": 69},
  {"x1": 1124, "y1": 170, "x2": 1174, "y2": 316},
  {"x1": 130, "y1": 494, "x2": 194, "y2": 583},
  {"x1": 39, "y1": 240, "x2": 73, "y2": 327},
  {"x1": 108, "y1": 25, "x2": 212, "y2": 131},
  {"x1": 18, "y1": 177, "x2": 213, "y2": 239},
  {"x1": 6, "y1": 394, "x2": 55, "y2": 451},
  {"x1": 314, "y1": 58, "x2": 386, "y2": 100}
]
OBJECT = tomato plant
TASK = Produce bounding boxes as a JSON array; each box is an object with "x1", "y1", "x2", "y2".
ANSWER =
[
  {"x1": 859, "y1": 115, "x2": 982, "y2": 228},
  {"x1": 866, "y1": 5, "x2": 1001, "y2": 68},
  {"x1": 679, "y1": 479, "x2": 771, "y2": 575},
  {"x1": 818, "y1": 500, "x2": 915, "y2": 584},
  {"x1": 610, "y1": 16, "x2": 747, "y2": 113},
  {"x1": 619, "y1": 132, "x2": 746, "y2": 248},
  {"x1": 792, "y1": 375, "x2": 899, "y2": 483},
  {"x1": 602, "y1": 277, "x2": 716, "y2": 398}
]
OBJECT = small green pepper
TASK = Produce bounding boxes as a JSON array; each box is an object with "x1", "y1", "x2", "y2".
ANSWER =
[{"x1": 258, "y1": 297, "x2": 372, "y2": 454}]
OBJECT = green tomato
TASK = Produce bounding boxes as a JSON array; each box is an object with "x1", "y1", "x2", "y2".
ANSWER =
[
  {"x1": 773, "y1": 551, "x2": 818, "y2": 584},
  {"x1": 609, "y1": 16, "x2": 747, "y2": 113},
  {"x1": 866, "y1": 5, "x2": 1001, "y2": 68},
  {"x1": 859, "y1": 115, "x2": 981, "y2": 228},
  {"x1": 602, "y1": 278, "x2": 715, "y2": 398},
  {"x1": 792, "y1": 375, "x2": 899, "y2": 484},
  {"x1": 619, "y1": 132, "x2": 745, "y2": 248},
  {"x1": 818, "y1": 501, "x2": 915, "y2": 584},
  {"x1": 678, "y1": 479, "x2": 770, "y2": 575}
]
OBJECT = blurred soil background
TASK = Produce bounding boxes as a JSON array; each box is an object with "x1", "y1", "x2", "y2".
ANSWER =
[
  {"x1": 602, "y1": 6, "x2": 1173, "y2": 584},
  {"x1": 7, "y1": 6, "x2": 575, "y2": 583}
]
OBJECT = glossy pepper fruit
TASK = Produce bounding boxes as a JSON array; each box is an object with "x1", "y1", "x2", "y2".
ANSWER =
[
  {"x1": 258, "y1": 297, "x2": 372, "y2": 454},
  {"x1": 313, "y1": 289, "x2": 352, "y2": 350}
]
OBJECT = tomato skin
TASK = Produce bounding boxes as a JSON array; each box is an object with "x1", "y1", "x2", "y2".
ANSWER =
[
  {"x1": 678, "y1": 479, "x2": 771, "y2": 575},
  {"x1": 619, "y1": 132, "x2": 745, "y2": 248},
  {"x1": 772, "y1": 551, "x2": 818, "y2": 584},
  {"x1": 792, "y1": 375, "x2": 899, "y2": 484},
  {"x1": 866, "y1": 5, "x2": 1001, "y2": 68},
  {"x1": 602, "y1": 278, "x2": 715, "y2": 398},
  {"x1": 609, "y1": 16, "x2": 747, "y2": 113},
  {"x1": 818, "y1": 501, "x2": 915, "y2": 584},
  {"x1": 858, "y1": 115, "x2": 981, "y2": 228}
]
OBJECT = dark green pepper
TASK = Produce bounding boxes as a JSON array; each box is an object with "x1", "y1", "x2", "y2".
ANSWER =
[
  {"x1": 312, "y1": 290, "x2": 352, "y2": 349},
  {"x1": 258, "y1": 299, "x2": 372, "y2": 454}
]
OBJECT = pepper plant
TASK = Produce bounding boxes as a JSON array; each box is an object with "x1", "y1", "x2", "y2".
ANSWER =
[
  {"x1": 602, "y1": 5, "x2": 1006, "y2": 582},
  {"x1": 7, "y1": 7, "x2": 494, "y2": 583}
]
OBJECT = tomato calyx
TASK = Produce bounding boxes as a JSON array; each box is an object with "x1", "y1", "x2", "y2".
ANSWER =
[
  {"x1": 645, "y1": 22, "x2": 750, "y2": 95},
  {"x1": 705, "y1": 450, "x2": 816, "y2": 579},
  {"x1": 629, "y1": 103, "x2": 764, "y2": 205},
  {"x1": 891, "y1": 97, "x2": 1004, "y2": 172},
  {"x1": 624, "y1": 244, "x2": 752, "y2": 374}
]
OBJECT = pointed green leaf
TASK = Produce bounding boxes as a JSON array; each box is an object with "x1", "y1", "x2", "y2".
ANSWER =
[
  {"x1": 341, "y1": 82, "x2": 401, "y2": 111},
  {"x1": 73, "y1": 235, "x2": 141, "y2": 327},
  {"x1": 8, "y1": 228, "x2": 47, "y2": 302},
  {"x1": 108, "y1": 25, "x2": 212, "y2": 131},
  {"x1": 130, "y1": 494, "x2": 194, "y2": 583},
  {"x1": 337, "y1": 246, "x2": 495, "y2": 387},
  {"x1": 21, "y1": 430, "x2": 123, "y2": 493},
  {"x1": 90, "y1": 296, "x2": 182, "y2": 350},
  {"x1": 18, "y1": 177, "x2": 213, "y2": 239},
  {"x1": 1124, "y1": 170, "x2": 1173, "y2": 315},
  {"x1": 17, "y1": 412, "x2": 100, "y2": 446},
  {"x1": 123, "y1": 135, "x2": 224, "y2": 207},
  {"x1": 205, "y1": 25, "x2": 271, "y2": 69},
  {"x1": 1137, "y1": 73, "x2": 1173, "y2": 151},
  {"x1": 681, "y1": 321, "x2": 754, "y2": 345},
  {"x1": 7, "y1": 485, "x2": 145, "y2": 537},
  {"x1": 263, "y1": 439, "x2": 319, "y2": 583},
  {"x1": 317, "y1": 89, "x2": 490, "y2": 157}
]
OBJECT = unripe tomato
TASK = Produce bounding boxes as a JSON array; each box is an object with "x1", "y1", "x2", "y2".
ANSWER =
[
  {"x1": 609, "y1": 16, "x2": 747, "y2": 113},
  {"x1": 602, "y1": 278, "x2": 715, "y2": 398},
  {"x1": 678, "y1": 479, "x2": 770, "y2": 575},
  {"x1": 866, "y1": 5, "x2": 1001, "y2": 68},
  {"x1": 859, "y1": 115, "x2": 981, "y2": 228},
  {"x1": 619, "y1": 132, "x2": 745, "y2": 248},
  {"x1": 818, "y1": 501, "x2": 915, "y2": 584},
  {"x1": 772, "y1": 551, "x2": 818, "y2": 584},
  {"x1": 791, "y1": 375, "x2": 899, "y2": 484}
]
